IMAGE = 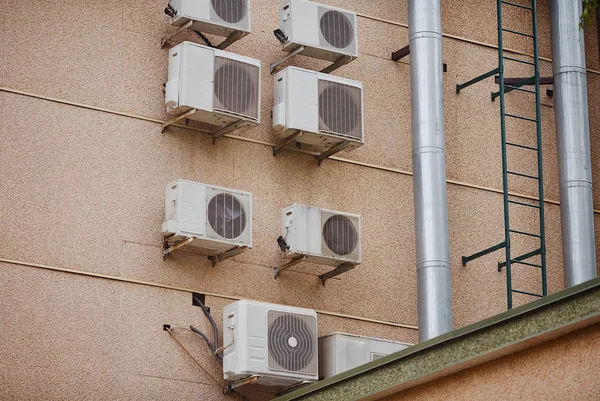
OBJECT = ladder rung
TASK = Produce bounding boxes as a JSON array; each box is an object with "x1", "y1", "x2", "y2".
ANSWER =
[
  {"x1": 507, "y1": 171, "x2": 539, "y2": 180},
  {"x1": 504, "y1": 85, "x2": 537, "y2": 94},
  {"x1": 504, "y1": 113, "x2": 538, "y2": 123},
  {"x1": 508, "y1": 199, "x2": 540, "y2": 209},
  {"x1": 510, "y1": 229, "x2": 542, "y2": 238},
  {"x1": 502, "y1": 56, "x2": 535, "y2": 66},
  {"x1": 501, "y1": 1, "x2": 534, "y2": 10},
  {"x1": 502, "y1": 28, "x2": 535, "y2": 38},
  {"x1": 506, "y1": 142, "x2": 538, "y2": 151},
  {"x1": 510, "y1": 259, "x2": 543, "y2": 268},
  {"x1": 512, "y1": 289, "x2": 543, "y2": 297}
]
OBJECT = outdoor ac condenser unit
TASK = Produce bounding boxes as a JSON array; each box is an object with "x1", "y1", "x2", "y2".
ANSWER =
[
  {"x1": 273, "y1": 67, "x2": 364, "y2": 151},
  {"x1": 165, "y1": 42, "x2": 261, "y2": 131},
  {"x1": 162, "y1": 179, "x2": 252, "y2": 253},
  {"x1": 319, "y1": 332, "x2": 411, "y2": 379},
  {"x1": 281, "y1": 204, "x2": 361, "y2": 267},
  {"x1": 223, "y1": 300, "x2": 319, "y2": 387},
  {"x1": 278, "y1": 0, "x2": 358, "y2": 62},
  {"x1": 167, "y1": 0, "x2": 251, "y2": 37}
]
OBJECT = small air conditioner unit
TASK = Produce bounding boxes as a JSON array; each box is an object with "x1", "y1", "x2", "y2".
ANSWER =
[
  {"x1": 278, "y1": 0, "x2": 358, "y2": 62},
  {"x1": 223, "y1": 300, "x2": 319, "y2": 387},
  {"x1": 281, "y1": 204, "x2": 361, "y2": 267},
  {"x1": 319, "y1": 332, "x2": 411, "y2": 379},
  {"x1": 167, "y1": 0, "x2": 251, "y2": 37},
  {"x1": 165, "y1": 42, "x2": 261, "y2": 132},
  {"x1": 162, "y1": 179, "x2": 252, "y2": 253},
  {"x1": 273, "y1": 67, "x2": 364, "y2": 151}
]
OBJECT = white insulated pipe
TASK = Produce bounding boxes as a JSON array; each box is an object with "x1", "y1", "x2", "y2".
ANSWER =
[
  {"x1": 409, "y1": 0, "x2": 453, "y2": 341},
  {"x1": 550, "y1": 0, "x2": 597, "y2": 287}
]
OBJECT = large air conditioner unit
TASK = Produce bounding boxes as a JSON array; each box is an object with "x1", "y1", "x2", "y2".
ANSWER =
[
  {"x1": 319, "y1": 332, "x2": 411, "y2": 379},
  {"x1": 162, "y1": 179, "x2": 252, "y2": 254},
  {"x1": 281, "y1": 204, "x2": 361, "y2": 267},
  {"x1": 165, "y1": 42, "x2": 261, "y2": 132},
  {"x1": 167, "y1": 0, "x2": 251, "y2": 37},
  {"x1": 278, "y1": 0, "x2": 358, "y2": 62},
  {"x1": 273, "y1": 67, "x2": 364, "y2": 151},
  {"x1": 223, "y1": 300, "x2": 319, "y2": 387}
]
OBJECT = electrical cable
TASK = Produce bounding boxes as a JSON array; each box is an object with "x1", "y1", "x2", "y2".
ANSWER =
[
  {"x1": 192, "y1": 294, "x2": 223, "y2": 364},
  {"x1": 194, "y1": 31, "x2": 215, "y2": 48},
  {"x1": 214, "y1": 328, "x2": 234, "y2": 356}
]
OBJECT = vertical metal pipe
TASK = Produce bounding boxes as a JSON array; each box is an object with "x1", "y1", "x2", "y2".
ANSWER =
[
  {"x1": 550, "y1": 0, "x2": 597, "y2": 287},
  {"x1": 409, "y1": 0, "x2": 452, "y2": 341}
]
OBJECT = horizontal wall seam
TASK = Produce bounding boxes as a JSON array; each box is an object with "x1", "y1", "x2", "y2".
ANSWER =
[
  {"x1": 0, "y1": 258, "x2": 419, "y2": 331},
  {"x1": 2, "y1": 86, "x2": 597, "y2": 214},
  {"x1": 355, "y1": 13, "x2": 600, "y2": 75}
]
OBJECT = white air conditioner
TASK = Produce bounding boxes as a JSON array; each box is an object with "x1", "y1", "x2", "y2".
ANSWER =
[
  {"x1": 319, "y1": 333, "x2": 411, "y2": 380},
  {"x1": 281, "y1": 204, "x2": 361, "y2": 267},
  {"x1": 273, "y1": 67, "x2": 364, "y2": 151},
  {"x1": 223, "y1": 300, "x2": 319, "y2": 387},
  {"x1": 162, "y1": 179, "x2": 252, "y2": 253},
  {"x1": 167, "y1": 0, "x2": 251, "y2": 37},
  {"x1": 165, "y1": 42, "x2": 261, "y2": 131},
  {"x1": 278, "y1": 0, "x2": 358, "y2": 62}
]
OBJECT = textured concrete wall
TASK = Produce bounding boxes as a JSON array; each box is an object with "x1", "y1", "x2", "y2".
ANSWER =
[
  {"x1": 383, "y1": 323, "x2": 600, "y2": 401},
  {"x1": 1, "y1": 0, "x2": 599, "y2": 399}
]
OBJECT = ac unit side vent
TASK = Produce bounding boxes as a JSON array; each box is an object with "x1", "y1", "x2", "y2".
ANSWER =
[
  {"x1": 210, "y1": 0, "x2": 248, "y2": 24},
  {"x1": 267, "y1": 310, "x2": 318, "y2": 375},
  {"x1": 213, "y1": 56, "x2": 260, "y2": 121},
  {"x1": 207, "y1": 192, "x2": 247, "y2": 240},
  {"x1": 318, "y1": 80, "x2": 362, "y2": 140},
  {"x1": 318, "y1": 7, "x2": 355, "y2": 50},
  {"x1": 322, "y1": 214, "x2": 359, "y2": 256}
]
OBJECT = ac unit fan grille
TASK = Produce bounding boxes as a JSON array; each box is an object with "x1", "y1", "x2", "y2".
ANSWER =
[
  {"x1": 207, "y1": 193, "x2": 247, "y2": 239},
  {"x1": 210, "y1": 0, "x2": 248, "y2": 24},
  {"x1": 267, "y1": 311, "x2": 318, "y2": 375},
  {"x1": 323, "y1": 214, "x2": 358, "y2": 256},
  {"x1": 319, "y1": 9, "x2": 355, "y2": 49},
  {"x1": 213, "y1": 57, "x2": 259, "y2": 121},
  {"x1": 318, "y1": 80, "x2": 362, "y2": 140}
]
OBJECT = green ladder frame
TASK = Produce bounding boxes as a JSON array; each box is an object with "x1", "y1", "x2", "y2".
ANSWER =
[{"x1": 456, "y1": 0, "x2": 547, "y2": 310}]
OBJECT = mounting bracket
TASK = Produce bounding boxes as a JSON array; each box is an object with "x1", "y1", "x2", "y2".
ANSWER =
[
  {"x1": 270, "y1": 45, "x2": 355, "y2": 75},
  {"x1": 391, "y1": 44, "x2": 410, "y2": 61},
  {"x1": 319, "y1": 262, "x2": 357, "y2": 286},
  {"x1": 274, "y1": 255, "x2": 307, "y2": 279},
  {"x1": 162, "y1": 109, "x2": 197, "y2": 133},
  {"x1": 211, "y1": 120, "x2": 248, "y2": 144},
  {"x1": 161, "y1": 20, "x2": 193, "y2": 48},
  {"x1": 223, "y1": 376, "x2": 260, "y2": 394},
  {"x1": 163, "y1": 236, "x2": 194, "y2": 259},
  {"x1": 270, "y1": 46, "x2": 305, "y2": 74},
  {"x1": 162, "y1": 110, "x2": 249, "y2": 144},
  {"x1": 161, "y1": 23, "x2": 248, "y2": 50},
  {"x1": 273, "y1": 130, "x2": 303, "y2": 156},
  {"x1": 208, "y1": 246, "x2": 247, "y2": 267},
  {"x1": 315, "y1": 140, "x2": 350, "y2": 166}
]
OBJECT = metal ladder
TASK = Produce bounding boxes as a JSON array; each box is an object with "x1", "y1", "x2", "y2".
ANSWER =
[{"x1": 456, "y1": 0, "x2": 547, "y2": 310}]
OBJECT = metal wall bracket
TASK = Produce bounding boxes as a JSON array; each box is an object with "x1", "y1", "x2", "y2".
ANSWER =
[
  {"x1": 319, "y1": 262, "x2": 357, "y2": 286},
  {"x1": 211, "y1": 120, "x2": 248, "y2": 144},
  {"x1": 270, "y1": 46, "x2": 305, "y2": 74},
  {"x1": 162, "y1": 109, "x2": 197, "y2": 133},
  {"x1": 315, "y1": 140, "x2": 350, "y2": 166},
  {"x1": 161, "y1": 20, "x2": 193, "y2": 48},
  {"x1": 320, "y1": 55, "x2": 355, "y2": 74},
  {"x1": 392, "y1": 45, "x2": 410, "y2": 61},
  {"x1": 163, "y1": 236, "x2": 194, "y2": 259},
  {"x1": 273, "y1": 130, "x2": 303, "y2": 156},
  {"x1": 208, "y1": 246, "x2": 248, "y2": 267},
  {"x1": 274, "y1": 255, "x2": 307, "y2": 279},
  {"x1": 161, "y1": 22, "x2": 247, "y2": 49},
  {"x1": 223, "y1": 375, "x2": 259, "y2": 394}
]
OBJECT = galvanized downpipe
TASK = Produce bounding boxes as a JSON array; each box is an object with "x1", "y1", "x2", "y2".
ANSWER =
[
  {"x1": 550, "y1": 0, "x2": 597, "y2": 287},
  {"x1": 409, "y1": 0, "x2": 453, "y2": 341}
]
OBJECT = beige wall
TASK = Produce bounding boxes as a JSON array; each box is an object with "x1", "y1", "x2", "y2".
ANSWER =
[
  {"x1": 383, "y1": 323, "x2": 600, "y2": 401},
  {"x1": 1, "y1": 0, "x2": 599, "y2": 399}
]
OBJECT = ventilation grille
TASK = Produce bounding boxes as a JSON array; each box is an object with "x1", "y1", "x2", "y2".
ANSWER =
[
  {"x1": 322, "y1": 214, "x2": 359, "y2": 256},
  {"x1": 318, "y1": 80, "x2": 363, "y2": 140},
  {"x1": 318, "y1": 8, "x2": 356, "y2": 50},
  {"x1": 213, "y1": 56, "x2": 259, "y2": 121},
  {"x1": 210, "y1": 0, "x2": 249, "y2": 26},
  {"x1": 267, "y1": 311, "x2": 318, "y2": 375},
  {"x1": 207, "y1": 192, "x2": 247, "y2": 240}
]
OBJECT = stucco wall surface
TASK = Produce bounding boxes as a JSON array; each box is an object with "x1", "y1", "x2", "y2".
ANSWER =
[{"x1": 1, "y1": 0, "x2": 599, "y2": 400}]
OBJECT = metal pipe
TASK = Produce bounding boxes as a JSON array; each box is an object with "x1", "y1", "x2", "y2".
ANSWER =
[
  {"x1": 409, "y1": 0, "x2": 452, "y2": 341},
  {"x1": 550, "y1": 0, "x2": 597, "y2": 287}
]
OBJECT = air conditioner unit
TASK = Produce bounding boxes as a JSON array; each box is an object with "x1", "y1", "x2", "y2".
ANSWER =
[
  {"x1": 273, "y1": 67, "x2": 364, "y2": 151},
  {"x1": 162, "y1": 179, "x2": 252, "y2": 253},
  {"x1": 167, "y1": 0, "x2": 251, "y2": 37},
  {"x1": 223, "y1": 300, "x2": 319, "y2": 387},
  {"x1": 319, "y1": 332, "x2": 411, "y2": 379},
  {"x1": 281, "y1": 204, "x2": 361, "y2": 267},
  {"x1": 165, "y1": 42, "x2": 261, "y2": 131},
  {"x1": 278, "y1": 0, "x2": 358, "y2": 62}
]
